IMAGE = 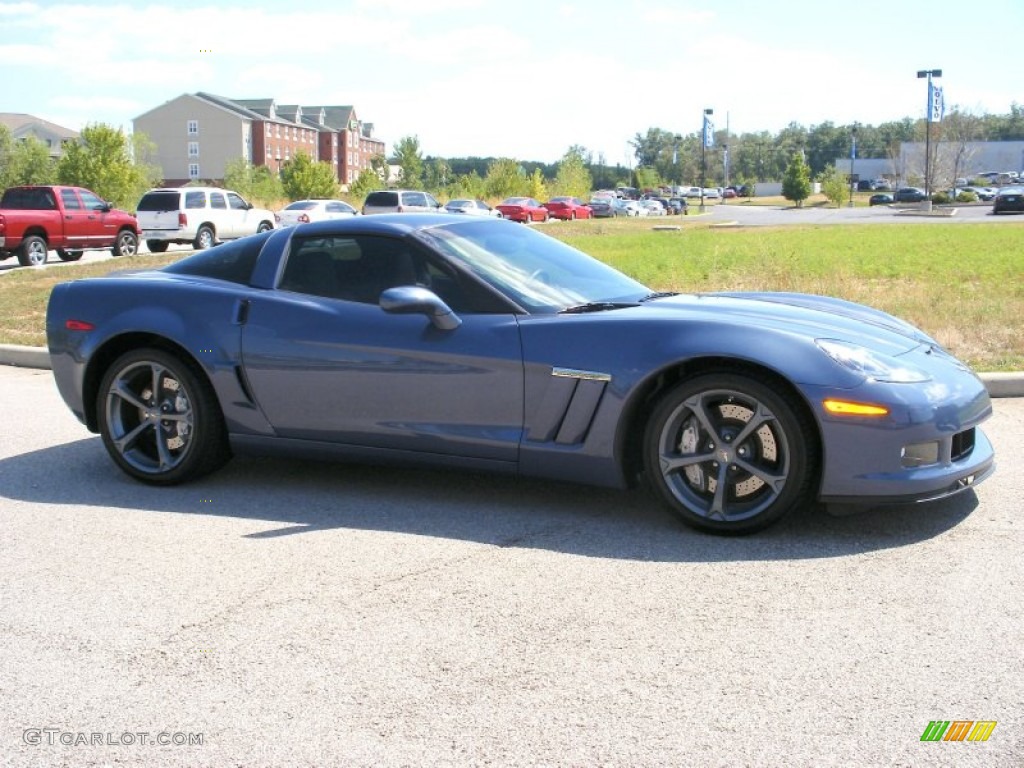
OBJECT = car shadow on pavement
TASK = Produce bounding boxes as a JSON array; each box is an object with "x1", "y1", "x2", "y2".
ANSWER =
[{"x1": 0, "y1": 437, "x2": 978, "y2": 563}]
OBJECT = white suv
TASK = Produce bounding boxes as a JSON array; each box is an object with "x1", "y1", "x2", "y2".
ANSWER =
[{"x1": 136, "y1": 187, "x2": 275, "y2": 251}]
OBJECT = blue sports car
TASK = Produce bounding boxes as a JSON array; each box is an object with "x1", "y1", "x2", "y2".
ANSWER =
[{"x1": 46, "y1": 214, "x2": 995, "y2": 534}]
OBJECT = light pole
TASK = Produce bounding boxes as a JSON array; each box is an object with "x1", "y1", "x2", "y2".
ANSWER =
[
  {"x1": 700, "y1": 108, "x2": 713, "y2": 212},
  {"x1": 917, "y1": 68, "x2": 942, "y2": 197},
  {"x1": 722, "y1": 143, "x2": 729, "y2": 205},
  {"x1": 673, "y1": 134, "x2": 682, "y2": 190},
  {"x1": 848, "y1": 125, "x2": 858, "y2": 208}
]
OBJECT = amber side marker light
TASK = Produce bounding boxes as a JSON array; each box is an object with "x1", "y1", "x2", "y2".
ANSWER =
[
  {"x1": 823, "y1": 399, "x2": 890, "y2": 417},
  {"x1": 65, "y1": 320, "x2": 95, "y2": 331}
]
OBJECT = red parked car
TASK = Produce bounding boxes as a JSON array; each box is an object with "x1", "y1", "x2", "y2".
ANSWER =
[
  {"x1": 543, "y1": 196, "x2": 593, "y2": 220},
  {"x1": 495, "y1": 197, "x2": 549, "y2": 223}
]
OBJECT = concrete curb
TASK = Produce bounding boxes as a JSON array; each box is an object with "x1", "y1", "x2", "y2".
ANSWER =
[{"x1": 4, "y1": 343, "x2": 1023, "y2": 398}]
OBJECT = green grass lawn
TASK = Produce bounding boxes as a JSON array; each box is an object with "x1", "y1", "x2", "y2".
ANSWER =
[{"x1": 3, "y1": 218, "x2": 1022, "y2": 371}]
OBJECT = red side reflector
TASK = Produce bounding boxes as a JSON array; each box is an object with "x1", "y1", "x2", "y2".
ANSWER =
[{"x1": 65, "y1": 320, "x2": 95, "y2": 331}]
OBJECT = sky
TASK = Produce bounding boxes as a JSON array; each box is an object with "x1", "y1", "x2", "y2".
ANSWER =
[{"x1": 2, "y1": 0, "x2": 1022, "y2": 165}]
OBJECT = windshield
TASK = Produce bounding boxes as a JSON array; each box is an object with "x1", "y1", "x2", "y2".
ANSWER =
[{"x1": 416, "y1": 219, "x2": 649, "y2": 313}]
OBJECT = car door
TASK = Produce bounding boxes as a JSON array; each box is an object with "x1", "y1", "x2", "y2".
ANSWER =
[
  {"x1": 240, "y1": 233, "x2": 525, "y2": 461},
  {"x1": 76, "y1": 188, "x2": 118, "y2": 248},
  {"x1": 57, "y1": 188, "x2": 91, "y2": 249},
  {"x1": 208, "y1": 190, "x2": 230, "y2": 238},
  {"x1": 226, "y1": 192, "x2": 252, "y2": 237}
]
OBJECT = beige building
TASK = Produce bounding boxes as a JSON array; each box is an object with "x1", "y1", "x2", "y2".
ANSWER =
[
  {"x1": 133, "y1": 93, "x2": 385, "y2": 187},
  {"x1": 0, "y1": 112, "x2": 79, "y2": 159}
]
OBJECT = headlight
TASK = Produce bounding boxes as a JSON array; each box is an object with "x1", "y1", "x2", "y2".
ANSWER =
[{"x1": 816, "y1": 339, "x2": 931, "y2": 383}]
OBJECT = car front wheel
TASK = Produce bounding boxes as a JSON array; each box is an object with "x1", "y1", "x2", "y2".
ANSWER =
[
  {"x1": 644, "y1": 373, "x2": 816, "y2": 535},
  {"x1": 97, "y1": 348, "x2": 231, "y2": 485},
  {"x1": 112, "y1": 230, "x2": 139, "y2": 257}
]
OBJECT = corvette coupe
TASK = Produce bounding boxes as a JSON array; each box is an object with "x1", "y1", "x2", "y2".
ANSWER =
[{"x1": 46, "y1": 215, "x2": 995, "y2": 534}]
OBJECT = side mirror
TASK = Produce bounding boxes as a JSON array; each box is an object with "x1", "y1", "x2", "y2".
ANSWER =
[{"x1": 380, "y1": 285, "x2": 461, "y2": 331}]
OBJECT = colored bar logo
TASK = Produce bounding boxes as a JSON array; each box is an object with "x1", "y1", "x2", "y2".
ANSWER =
[{"x1": 921, "y1": 720, "x2": 996, "y2": 742}]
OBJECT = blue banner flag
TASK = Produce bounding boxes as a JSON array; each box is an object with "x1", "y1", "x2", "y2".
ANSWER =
[
  {"x1": 703, "y1": 115, "x2": 715, "y2": 148},
  {"x1": 928, "y1": 83, "x2": 945, "y2": 123}
]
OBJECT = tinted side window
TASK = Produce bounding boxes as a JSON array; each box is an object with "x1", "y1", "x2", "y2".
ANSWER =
[
  {"x1": 280, "y1": 235, "x2": 429, "y2": 304},
  {"x1": 227, "y1": 193, "x2": 248, "y2": 210},
  {"x1": 79, "y1": 190, "x2": 105, "y2": 210},
  {"x1": 185, "y1": 191, "x2": 207, "y2": 209},
  {"x1": 210, "y1": 193, "x2": 227, "y2": 210},
  {"x1": 163, "y1": 230, "x2": 269, "y2": 284},
  {"x1": 60, "y1": 189, "x2": 83, "y2": 210},
  {"x1": 405, "y1": 192, "x2": 427, "y2": 207}
]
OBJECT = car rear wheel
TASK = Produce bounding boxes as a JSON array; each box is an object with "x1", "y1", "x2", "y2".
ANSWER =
[
  {"x1": 112, "y1": 230, "x2": 139, "y2": 257},
  {"x1": 56, "y1": 249, "x2": 83, "y2": 262},
  {"x1": 146, "y1": 240, "x2": 169, "y2": 253},
  {"x1": 17, "y1": 235, "x2": 48, "y2": 267},
  {"x1": 97, "y1": 348, "x2": 231, "y2": 485},
  {"x1": 257, "y1": 222, "x2": 272, "y2": 233},
  {"x1": 643, "y1": 373, "x2": 816, "y2": 535},
  {"x1": 193, "y1": 225, "x2": 215, "y2": 250}
]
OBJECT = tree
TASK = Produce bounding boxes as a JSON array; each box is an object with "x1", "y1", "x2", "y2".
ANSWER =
[
  {"x1": 1, "y1": 133, "x2": 56, "y2": 186},
  {"x1": 551, "y1": 146, "x2": 592, "y2": 198},
  {"x1": 349, "y1": 168, "x2": 382, "y2": 201},
  {"x1": 484, "y1": 158, "x2": 525, "y2": 199},
  {"x1": 369, "y1": 154, "x2": 390, "y2": 185},
  {"x1": 223, "y1": 157, "x2": 284, "y2": 206},
  {"x1": 280, "y1": 150, "x2": 339, "y2": 200},
  {"x1": 56, "y1": 124, "x2": 160, "y2": 209},
  {"x1": 392, "y1": 136, "x2": 424, "y2": 188},
  {"x1": 818, "y1": 164, "x2": 849, "y2": 207},
  {"x1": 526, "y1": 168, "x2": 547, "y2": 201},
  {"x1": 781, "y1": 152, "x2": 812, "y2": 207}
]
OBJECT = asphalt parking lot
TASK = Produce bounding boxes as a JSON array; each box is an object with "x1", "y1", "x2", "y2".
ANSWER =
[{"x1": 1, "y1": 364, "x2": 1021, "y2": 766}]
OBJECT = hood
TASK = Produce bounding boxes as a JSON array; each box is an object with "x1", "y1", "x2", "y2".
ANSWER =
[{"x1": 648, "y1": 291, "x2": 936, "y2": 357}]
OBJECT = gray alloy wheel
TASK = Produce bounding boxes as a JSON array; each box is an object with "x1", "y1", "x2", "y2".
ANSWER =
[
  {"x1": 257, "y1": 222, "x2": 272, "y2": 233},
  {"x1": 112, "y1": 230, "x2": 139, "y2": 257},
  {"x1": 17, "y1": 235, "x2": 48, "y2": 267},
  {"x1": 644, "y1": 373, "x2": 815, "y2": 535},
  {"x1": 193, "y1": 225, "x2": 215, "y2": 250},
  {"x1": 97, "y1": 348, "x2": 230, "y2": 485}
]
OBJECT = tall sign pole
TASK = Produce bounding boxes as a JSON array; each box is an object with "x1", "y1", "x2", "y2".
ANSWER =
[
  {"x1": 700, "y1": 108, "x2": 713, "y2": 212},
  {"x1": 917, "y1": 69, "x2": 943, "y2": 198}
]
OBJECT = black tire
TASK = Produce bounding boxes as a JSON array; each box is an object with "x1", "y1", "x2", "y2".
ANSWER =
[
  {"x1": 147, "y1": 240, "x2": 169, "y2": 253},
  {"x1": 112, "y1": 229, "x2": 139, "y2": 257},
  {"x1": 56, "y1": 249, "x2": 83, "y2": 262},
  {"x1": 643, "y1": 372, "x2": 817, "y2": 535},
  {"x1": 17, "y1": 235, "x2": 48, "y2": 267},
  {"x1": 257, "y1": 221, "x2": 273, "y2": 233},
  {"x1": 97, "y1": 348, "x2": 231, "y2": 485},
  {"x1": 193, "y1": 225, "x2": 215, "y2": 250}
]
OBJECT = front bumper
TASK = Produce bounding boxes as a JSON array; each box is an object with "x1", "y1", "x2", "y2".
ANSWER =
[{"x1": 803, "y1": 364, "x2": 996, "y2": 505}]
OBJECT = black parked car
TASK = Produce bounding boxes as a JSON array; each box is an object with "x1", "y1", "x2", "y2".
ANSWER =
[
  {"x1": 893, "y1": 187, "x2": 927, "y2": 203},
  {"x1": 992, "y1": 187, "x2": 1024, "y2": 214},
  {"x1": 869, "y1": 193, "x2": 894, "y2": 206}
]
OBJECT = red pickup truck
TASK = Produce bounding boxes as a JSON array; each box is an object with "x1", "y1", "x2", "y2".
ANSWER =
[{"x1": 0, "y1": 185, "x2": 140, "y2": 267}]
